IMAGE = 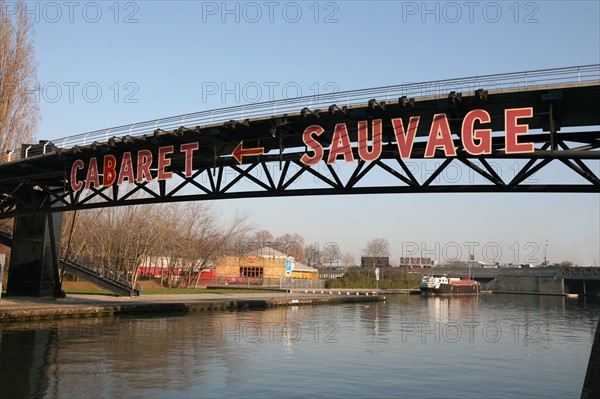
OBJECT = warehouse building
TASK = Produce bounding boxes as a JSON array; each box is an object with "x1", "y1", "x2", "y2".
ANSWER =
[{"x1": 216, "y1": 247, "x2": 319, "y2": 282}]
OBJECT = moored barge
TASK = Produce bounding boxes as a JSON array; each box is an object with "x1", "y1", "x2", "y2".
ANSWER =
[{"x1": 420, "y1": 275, "x2": 480, "y2": 295}]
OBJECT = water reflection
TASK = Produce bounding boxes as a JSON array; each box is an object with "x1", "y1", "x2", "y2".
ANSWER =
[
  {"x1": 0, "y1": 294, "x2": 598, "y2": 399},
  {"x1": 0, "y1": 328, "x2": 54, "y2": 398}
]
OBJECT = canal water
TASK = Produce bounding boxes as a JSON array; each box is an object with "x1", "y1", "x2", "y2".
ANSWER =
[{"x1": 0, "y1": 294, "x2": 598, "y2": 398}]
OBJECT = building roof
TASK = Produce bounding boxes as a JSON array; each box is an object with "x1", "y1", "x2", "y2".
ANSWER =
[
  {"x1": 244, "y1": 247, "x2": 318, "y2": 273},
  {"x1": 291, "y1": 261, "x2": 318, "y2": 273},
  {"x1": 245, "y1": 246, "x2": 289, "y2": 258}
]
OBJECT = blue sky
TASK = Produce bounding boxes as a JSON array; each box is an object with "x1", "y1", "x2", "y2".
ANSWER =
[{"x1": 24, "y1": 0, "x2": 600, "y2": 265}]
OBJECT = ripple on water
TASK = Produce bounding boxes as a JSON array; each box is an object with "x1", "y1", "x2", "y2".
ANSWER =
[{"x1": 0, "y1": 294, "x2": 597, "y2": 399}]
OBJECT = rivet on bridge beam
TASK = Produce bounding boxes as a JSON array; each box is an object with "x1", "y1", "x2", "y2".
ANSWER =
[
  {"x1": 399, "y1": 96, "x2": 415, "y2": 107},
  {"x1": 368, "y1": 99, "x2": 386, "y2": 110},
  {"x1": 328, "y1": 104, "x2": 347, "y2": 115},
  {"x1": 448, "y1": 91, "x2": 462, "y2": 104},
  {"x1": 301, "y1": 107, "x2": 320, "y2": 118},
  {"x1": 475, "y1": 89, "x2": 488, "y2": 101}
]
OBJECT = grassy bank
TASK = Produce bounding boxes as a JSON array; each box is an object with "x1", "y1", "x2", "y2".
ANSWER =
[
  {"x1": 325, "y1": 269, "x2": 421, "y2": 289},
  {"x1": 62, "y1": 280, "x2": 280, "y2": 296}
]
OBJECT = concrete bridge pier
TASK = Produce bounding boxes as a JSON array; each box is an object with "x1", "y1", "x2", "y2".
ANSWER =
[
  {"x1": 582, "y1": 318, "x2": 600, "y2": 398},
  {"x1": 491, "y1": 275, "x2": 565, "y2": 295},
  {"x1": 6, "y1": 211, "x2": 63, "y2": 297}
]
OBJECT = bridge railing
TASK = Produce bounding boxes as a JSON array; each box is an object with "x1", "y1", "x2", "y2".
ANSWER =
[
  {"x1": 557, "y1": 267, "x2": 600, "y2": 280},
  {"x1": 436, "y1": 267, "x2": 562, "y2": 278},
  {"x1": 61, "y1": 257, "x2": 140, "y2": 290},
  {"x1": 2, "y1": 64, "x2": 599, "y2": 164},
  {"x1": 211, "y1": 276, "x2": 325, "y2": 289},
  {"x1": 442, "y1": 266, "x2": 600, "y2": 279}
]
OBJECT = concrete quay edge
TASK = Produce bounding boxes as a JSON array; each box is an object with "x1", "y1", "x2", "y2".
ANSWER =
[{"x1": 0, "y1": 293, "x2": 385, "y2": 323}]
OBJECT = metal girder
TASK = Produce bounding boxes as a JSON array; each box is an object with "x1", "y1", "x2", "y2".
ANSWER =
[
  {"x1": 559, "y1": 267, "x2": 600, "y2": 280},
  {"x1": 0, "y1": 75, "x2": 598, "y2": 218},
  {"x1": 0, "y1": 137, "x2": 598, "y2": 218}
]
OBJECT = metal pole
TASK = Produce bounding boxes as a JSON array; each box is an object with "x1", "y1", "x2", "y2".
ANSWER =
[
  {"x1": 0, "y1": 254, "x2": 5, "y2": 301},
  {"x1": 47, "y1": 213, "x2": 63, "y2": 298},
  {"x1": 469, "y1": 261, "x2": 471, "y2": 279}
]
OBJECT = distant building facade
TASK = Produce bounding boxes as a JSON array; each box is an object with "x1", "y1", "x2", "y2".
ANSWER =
[
  {"x1": 361, "y1": 257, "x2": 389, "y2": 268},
  {"x1": 138, "y1": 255, "x2": 216, "y2": 285},
  {"x1": 398, "y1": 257, "x2": 436, "y2": 268},
  {"x1": 318, "y1": 268, "x2": 345, "y2": 279}
]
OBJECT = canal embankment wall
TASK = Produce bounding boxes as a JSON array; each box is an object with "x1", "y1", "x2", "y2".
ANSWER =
[
  {"x1": 488, "y1": 275, "x2": 565, "y2": 295},
  {"x1": 0, "y1": 293, "x2": 384, "y2": 323}
]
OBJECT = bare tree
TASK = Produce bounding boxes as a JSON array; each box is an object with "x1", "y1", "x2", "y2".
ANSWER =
[
  {"x1": 274, "y1": 233, "x2": 304, "y2": 260},
  {"x1": 559, "y1": 260, "x2": 574, "y2": 267},
  {"x1": 341, "y1": 251, "x2": 355, "y2": 271},
  {"x1": 0, "y1": 217, "x2": 13, "y2": 260},
  {"x1": 155, "y1": 207, "x2": 185, "y2": 287},
  {"x1": 226, "y1": 230, "x2": 251, "y2": 256},
  {"x1": 61, "y1": 204, "x2": 170, "y2": 288},
  {"x1": 125, "y1": 204, "x2": 170, "y2": 287},
  {"x1": 321, "y1": 242, "x2": 341, "y2": 267},
  {"x1": 248, "y1": 229, "x2": 274, "y2": 251},
  {"x1": 61, "y1": 199, "x2": 253, "y2": 289},
  {"x1": 0, "y1": 0, "x2": 38, "y2": 152},
  {"x1": 304, "y1": 242, "x2": 320, "y2": 267},
  {"x1": 362, "y1": 238, "x2": 390, "y2": 270},
  {"x1": 178, "y1": 204, "x2": 251, "y2": 288},
  {"x1": 60, "y1": 209, "x2": 104, "y2": 263}
]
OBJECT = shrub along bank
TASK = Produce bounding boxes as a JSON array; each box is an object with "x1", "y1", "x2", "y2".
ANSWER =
[{"x1": 325, "y1": 269, "x2": 422, "y2": 289}]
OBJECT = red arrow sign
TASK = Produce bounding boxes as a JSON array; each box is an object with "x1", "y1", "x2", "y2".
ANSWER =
[{"x1": 232, "y1": 141, "x2": 264, "y2": 164}]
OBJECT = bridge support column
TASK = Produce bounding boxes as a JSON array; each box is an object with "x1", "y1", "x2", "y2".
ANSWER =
[
  {"x1": 582, "y1": 318, "x2": 600, "y2": 398},
  {"x1": 6, "y1": 212, "x2": 63, "y2": 297}
]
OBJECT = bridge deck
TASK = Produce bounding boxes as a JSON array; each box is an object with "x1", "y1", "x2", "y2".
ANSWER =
[
  {"x1": 440, "y1": 266, "x2": 600, "y2": 280},
  {"x1": 3, "y1": 64, "x2": 598, "y2": 158}
]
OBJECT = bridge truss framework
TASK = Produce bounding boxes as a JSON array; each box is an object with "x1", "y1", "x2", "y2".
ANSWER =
[
  {"x1": 0, "y1": 69, "x2": 598, "y2": 218},
  {"x1": 0, "y1": 65, "x2": 598, "y2": 297}
]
